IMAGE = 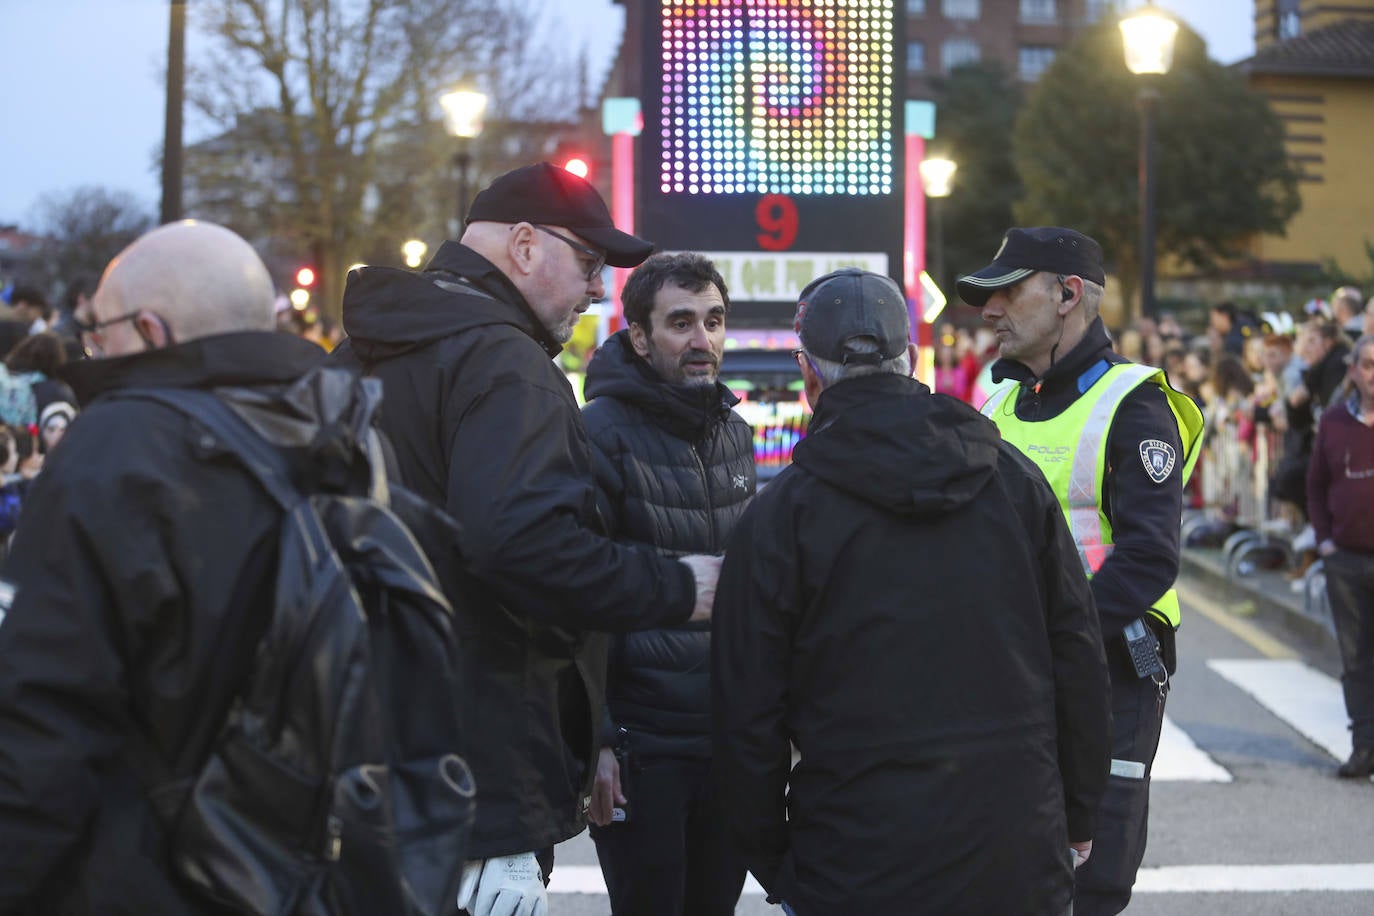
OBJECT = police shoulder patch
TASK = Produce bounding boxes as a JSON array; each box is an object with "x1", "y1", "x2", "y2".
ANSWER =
[{"x1": 1139, "y1": 439, "x2": 1176, "y2": 484}]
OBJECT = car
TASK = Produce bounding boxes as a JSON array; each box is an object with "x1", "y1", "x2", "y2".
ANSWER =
[{"x1": 719, "y1": 347, "x2": 812, "y2": 482}]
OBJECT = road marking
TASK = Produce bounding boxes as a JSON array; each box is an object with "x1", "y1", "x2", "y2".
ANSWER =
[
  {"x1": 1152, "y1": 715, "x2": 1232, "y2": 782},
  {"x1": 548, "y1": 864, "x2": 1374, "y2": 895},
  {"x1": 1136, "y1": 863, "x2": 1374, "y2": 893},
  {"x1": 547, "y1": 866, "x2": 765, "y2": 895},
  {"x1": 1176, "y1": 580, "x2": 1297, "y2": 660},
  {"x1": 1208, "y1": 658, "x2": 1351, "y2": 762}
]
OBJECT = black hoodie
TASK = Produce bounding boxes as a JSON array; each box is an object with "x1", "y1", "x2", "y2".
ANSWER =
[
  {"x1": 712, "y1": 373, "x2": 1109, "y2": 914},
  {"x1": 582, "y1": 331, "x2": 755, "y2": 759},
  {"x1": 332, "y1": 242, "x2": 696, "y2": 858}
]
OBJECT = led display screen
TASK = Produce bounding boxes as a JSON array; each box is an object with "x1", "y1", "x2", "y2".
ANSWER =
[
  {"x1": 637, "y1": 0, "x2": 905, "y2": 319},
  {"x1": 657, "y1": 0, "x2": 896, "y2": 196}
]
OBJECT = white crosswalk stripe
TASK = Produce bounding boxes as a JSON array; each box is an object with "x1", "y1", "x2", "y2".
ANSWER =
[
  {"x1": 1206, "y1": 658, "x2": 1352, "y2": 763},
  {"x1": 1152, "y1": 714, "x2": 1232, "y2": 782}
]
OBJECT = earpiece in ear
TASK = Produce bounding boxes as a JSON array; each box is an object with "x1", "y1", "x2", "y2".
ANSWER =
[{"x1": 1062, "y1": 286, "x2": 1073, "y2": 303}]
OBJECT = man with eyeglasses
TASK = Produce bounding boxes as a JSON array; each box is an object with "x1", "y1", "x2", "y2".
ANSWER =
[
  {"x1": 0, "y1": 221, "x2": 333, "y2": 911},
  {"x1": 332, "y1": 162, "x2": 721, "y2": 916}
]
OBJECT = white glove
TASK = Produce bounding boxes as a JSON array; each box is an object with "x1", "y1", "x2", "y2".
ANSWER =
[{"x1": 455, "y1": 852, "x2": 547, "y2": 916}]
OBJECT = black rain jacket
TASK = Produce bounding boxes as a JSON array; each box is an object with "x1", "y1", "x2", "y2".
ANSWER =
[
  {"x1": 0, "y1": 332, "x2": 327, "y2": 914},
  {"x1": 332, "y1": 243, "x2": 696, "y2": 858},
  {"x1": 712, "y1": 373, "x2": 1110, "y2": 915},
  {"x1": 582, "y1": 331, "x2": 755, "y2": 760}
]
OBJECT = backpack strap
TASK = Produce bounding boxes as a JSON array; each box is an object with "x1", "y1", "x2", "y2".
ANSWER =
[{"x1": 115, "y1": 387, "x2": 300, "y2": 511}]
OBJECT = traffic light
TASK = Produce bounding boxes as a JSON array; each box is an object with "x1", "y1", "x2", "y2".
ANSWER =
[
  {"x1": 295, "y1": 266, "x2": 316, "y2": 288},
  {"x1": 561, "y1": 156, "x2": 590, "y2": 180}
]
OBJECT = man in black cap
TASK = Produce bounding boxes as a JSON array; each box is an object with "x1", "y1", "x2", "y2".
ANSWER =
[
  {"x1": 332, "y1": 162, "x2": 721, "y2": 916},
  {"x1": 712, "y1": 267, "x2": 1110, "y2": 915},
  {"x1": 959, "y1": 227, "x2": 1204, "y2": 915}
]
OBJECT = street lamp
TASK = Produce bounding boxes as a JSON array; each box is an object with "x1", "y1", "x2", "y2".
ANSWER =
[
  {"x1": 402, "y1": 239, "x2": 428, "y2": 269},
  {"x1": 1121, "y1": 4, "x2": 1178, "y2": 321},
  {"x1": 918, "y1": 157, "x2": 957, "y2": 292},
  {"x1": 439, "y1": 88, "x2": 489, "y2": 232}
]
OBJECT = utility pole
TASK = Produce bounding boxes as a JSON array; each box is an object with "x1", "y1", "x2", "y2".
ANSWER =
[{"x1": 161, "y1": 0, "x2": 187, "y2": 224}]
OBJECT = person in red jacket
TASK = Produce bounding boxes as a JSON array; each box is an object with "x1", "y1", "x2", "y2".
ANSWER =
[{"x1": 1308, "y1": 333, "x2": 1374, "y2": 779}]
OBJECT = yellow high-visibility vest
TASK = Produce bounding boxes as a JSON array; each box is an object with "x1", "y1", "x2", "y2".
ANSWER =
[{"x1": 981, "y1": 362, "x2": 1204, "y2": 629}]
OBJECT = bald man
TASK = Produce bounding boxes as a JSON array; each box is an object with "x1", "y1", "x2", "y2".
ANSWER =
[{"x1": 0, "y1": 221, "x2": 330, "y2": 912}]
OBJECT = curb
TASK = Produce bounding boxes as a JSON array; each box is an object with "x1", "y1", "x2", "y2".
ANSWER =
[{"x1": 1180, "y1": 547, "x2": 1336, "y2": 649}]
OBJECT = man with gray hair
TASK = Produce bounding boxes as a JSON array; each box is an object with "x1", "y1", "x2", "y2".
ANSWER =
[
  {"x1": 712, "y1": 267, "x2": 1111, "y2": 914},
  {"x1": 0, "y1": 221, "x2": 332, "y2": 911}
]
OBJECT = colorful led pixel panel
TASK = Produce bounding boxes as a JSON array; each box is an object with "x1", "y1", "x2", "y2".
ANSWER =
[{"x1": 658, "y1": 0, "x2": 896, "y2": 196}]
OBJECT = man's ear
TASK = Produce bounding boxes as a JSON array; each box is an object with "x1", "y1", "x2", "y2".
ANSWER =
[
  {"x1": 1057, "y1": 275, "x2": 1083, "y2": 317},
  {"x1": 134, "y1": 310, "x2": 173, "y2": 350},
  {"x1": 506, "y1": 222, "x2": 538, "y2": 276},
  {"x1": 907, "y1": 341, "x2": 919, "y2": 377},
  {"x1": 628, "y1": 321, "x2": 650, "y2": 358}
]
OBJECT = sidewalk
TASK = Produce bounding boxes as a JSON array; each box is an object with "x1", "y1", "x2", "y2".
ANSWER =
[{"x1": 1180, "y1": 544, "x2": 1336, "y2": 648}]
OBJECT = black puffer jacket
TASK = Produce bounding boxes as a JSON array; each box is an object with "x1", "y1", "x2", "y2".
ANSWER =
[
  {"x1": 582, "y1": 331, "x2": 755, "y2": 759},
  {"x1": 331, "y1": 243, "x2": 696, "y2": 859},
  {"x1": 0, "y1": 332, "x2": 327, "y2": 914}
]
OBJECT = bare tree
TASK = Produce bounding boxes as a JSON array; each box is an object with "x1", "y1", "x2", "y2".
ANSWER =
[
  {"x1": 184, "y1": 0, "x2": 583, "y2": 318},
  {"x1": 31, "y1": 186, "x2": 154, "y2": 296}
]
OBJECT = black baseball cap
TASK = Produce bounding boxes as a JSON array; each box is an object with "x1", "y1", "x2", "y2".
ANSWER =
[
  {"x1": 794, "y1": 268, "x2": 910, "y2": 366},
  {"x1": 465, "y1": 162, "x2": 655, "y2": 268},
  {"x1": 957, "y1": 227, "x2": 1106, "y2": 306}
]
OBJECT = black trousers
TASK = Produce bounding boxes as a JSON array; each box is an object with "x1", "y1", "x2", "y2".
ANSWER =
[
  {"x1": 1073, "y1": 670, "x2": 1168, "y2": 916},
  {"x1": 590, "y1": 755, "x2": 747, "y2": 916},
  {"x1": 1324, "y1": 548, "x2": 1374, "y2": 747}
]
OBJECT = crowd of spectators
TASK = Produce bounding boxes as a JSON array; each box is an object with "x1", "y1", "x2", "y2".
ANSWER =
[{"x1": 933, "y1": 288, "x2": 1374, "y2": 584}]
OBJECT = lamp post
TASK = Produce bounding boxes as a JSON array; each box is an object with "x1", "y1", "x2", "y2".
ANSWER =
[
  {"x1": 1121, "y1": 4, "x2": 1177, "y2": 321},
  {"x1": 402, "y1": 239, "x2": 428, "y2": 269},
  {"x1": 918, "y1": 157, "x2": 957, "y2": 293},
  {"x1": 439, "y1": 88, "x2": 489, "y2": 233}
]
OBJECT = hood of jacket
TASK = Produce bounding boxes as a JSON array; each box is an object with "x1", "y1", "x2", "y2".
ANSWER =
[
  {"x1": 340, "y1": 241, "x2": 563, "y2": 364},
  {"x1": 584, "y1": 329, "x2": 740, "y2": 442},
  {"x1": 792, "y1": 373, "x2": 1000, "y2": 517},
  {"x1": 58, "y1": 331, "x2": 326, "y2": 405}
]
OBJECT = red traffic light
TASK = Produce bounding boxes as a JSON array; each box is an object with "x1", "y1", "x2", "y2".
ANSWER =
[
  {"x1": 561, "y1": 157, "x2": 590, "y2": 180},
  {"x1": 295, "y1": 266, "x2": 316, "y2": 288}
]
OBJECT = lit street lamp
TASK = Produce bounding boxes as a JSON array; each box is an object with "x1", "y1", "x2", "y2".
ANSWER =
[
  {"x1": 918, "y1": 157, "x2": 957, "y2": 292},
  {"x1": 439, "y1": 88, "x2": 489, "y2": 233},
  {"x1": 1121, "y1": 4, "x2": 1178, "y2": 321},
  {"x1": 402, "y1": 239, "x2": 428, "y2": 269}
]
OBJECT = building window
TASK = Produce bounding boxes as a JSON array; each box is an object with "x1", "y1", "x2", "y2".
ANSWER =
[
  {"x1": 1084, "y1": 0, "x2": 1114, "y2": 23},
  {"x1": 1277, "y1": 0, "x2": 1300, "y2": 39},
  {"x1": 943, "y1": 38, "x2": 981, "y2": 71},
  {"x1": 1020, "y1": 0, "x2": 1055, "y2": 23},
  {"x1": 907, "y1": 0, "x2": 926, "y2": 15},
  {"x1": 943, "y1": 0, "x2": 980, "y2": 20},
  {"x1": 1019, "y1": 45, "x2": 1057, "y2": 81},
  {"x1": 908, "y1": 41, "x2": 927, "y2": 73}
]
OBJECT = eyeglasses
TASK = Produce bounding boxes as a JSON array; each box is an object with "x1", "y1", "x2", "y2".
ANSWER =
[
  {"x1": 72, "y1": 311, "x2": 143, "y2": 355},
  {"x1": 533, "y1": 225, "x2": 606, "y2": 282}
]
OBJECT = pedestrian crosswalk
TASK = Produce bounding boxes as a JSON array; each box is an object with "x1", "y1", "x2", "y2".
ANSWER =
[{"x1": 1153, "y1": 657, "x2": 1348, "y2": 782}]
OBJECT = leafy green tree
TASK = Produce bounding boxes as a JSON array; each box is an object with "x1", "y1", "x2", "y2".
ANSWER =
[
  {"x1": 1013, "y1": 20, "x2": 1300, "y2": 324},
  {"x1": 928, "y1": 62, "x2": 1023, "y2": 304},
  {"x1": 185, "y1": 0, "x2": 582, "y2": 318}
]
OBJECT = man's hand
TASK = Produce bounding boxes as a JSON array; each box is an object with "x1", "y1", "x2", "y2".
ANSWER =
[
  {"x1": 679, "y1": 554, "x2": 722, "y2": 623},
  {"x1": 588, "y1": 747, "x2": 626, "y2": 827},
  {"x1": 456, "y1": 853, "x2": 547, "y2": 916},
  {"x1": 1070, "y1": 839, "x2": 1093, "y2": 869}
]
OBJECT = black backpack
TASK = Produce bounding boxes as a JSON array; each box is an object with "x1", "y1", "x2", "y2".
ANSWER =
[{"x1": 120, "y1": 367, "x2": 474, "y2": 916}]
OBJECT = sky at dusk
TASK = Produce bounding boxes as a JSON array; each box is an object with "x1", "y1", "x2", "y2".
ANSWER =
[{"x1": 0, "y1": 0, "x2": 1255, "y2": 227}]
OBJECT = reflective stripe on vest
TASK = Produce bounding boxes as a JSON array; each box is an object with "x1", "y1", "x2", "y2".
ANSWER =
[{"x1": 982, "y1": 363, "x2": 1202, "y2": 629}]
